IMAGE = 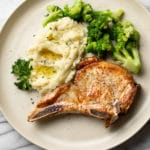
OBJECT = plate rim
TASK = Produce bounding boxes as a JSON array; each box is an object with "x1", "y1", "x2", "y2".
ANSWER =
[{"x1": 0, "y1": 0, "x2": 150, "y2": 149}]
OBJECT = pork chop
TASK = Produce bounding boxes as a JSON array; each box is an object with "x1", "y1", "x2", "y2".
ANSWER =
[{"x1": 28, "y1": 57, "x2": 138, "y2": 127}]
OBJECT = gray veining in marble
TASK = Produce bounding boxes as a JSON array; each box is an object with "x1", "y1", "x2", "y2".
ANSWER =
[{"x1": 0, "y1": 0, "x2": 150, "y2": 149}]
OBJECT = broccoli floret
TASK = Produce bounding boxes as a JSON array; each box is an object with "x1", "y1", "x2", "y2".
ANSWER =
[
  {"x1": 63, "y1": 0, "x2": 83, "y2": 20},
  {"x1": 93, "y1": 9, "x2": 124, "y2": 22},
  {"x1": 92, "y1": 10, "x2": 112, "y2": 23},
  {"x1": 112, "y1": 21, "x2": 141, "y2": 73},
  {"x1": 82, "y1": 3, "x2": 93, "y2": 22},
  {"x1": 90, "y1": 13, "x2": 113, "y2": 29},
  {"x1": 43, "y1": 5, "x2": 64, "y2": 27},
  {"x1": 88, "y1": 25, "x2": 103, "y2": 41},
  {"x1": 85, "y1": 9, "x2": 116, "y2": 57},
  {"x1": 113, "y1": 21, "x2": 135, "y2": 41},
  {"x1": 87, "y1": 14, "x2": 112, "y2": 41},
  {"x1": 85, "y1": 34, "x2": 113, "y2": 57},
  {"x1": 87, "y1": 9, "x2": 124, "y2": 41},
  {"x1": 88, "y1": 9, "x2": 123, "y2": 41}
]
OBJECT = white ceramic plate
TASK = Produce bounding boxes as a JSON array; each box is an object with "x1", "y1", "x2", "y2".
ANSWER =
[{"x1": 0, "y1": 0, "x2": 150, "y2": 149}]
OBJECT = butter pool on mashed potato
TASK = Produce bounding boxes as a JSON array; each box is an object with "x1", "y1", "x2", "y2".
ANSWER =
[{"x1": 27, "y1": 17, "x2": 87, "y2": 95}]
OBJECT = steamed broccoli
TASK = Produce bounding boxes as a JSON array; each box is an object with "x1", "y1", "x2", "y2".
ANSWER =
[
  {"x1": 85, "y1": 9, "x2": 123, "y2": 58},
  {"x1": 87, "y1": 13, "x2": 113, "y2": 42},
  {"x1": 43, "y1": 5, "x2": 64, "y2": 27},
  {"x1": 112, "y1": 21, "x2": 141, "y2": 73},
  {"x1": 93, "y1": 9, "x2": 124, "y2": 23},
  {"x1": 63, "y1": 0, "x2": 83, "y2": 20},
  {"x1": 82, "y1": 3, "x2": 93, "y2": 22},
  {"x1": 85, "y1": 34, "x2": 113, "y2": 57},
  {"x1": 87, "y1": 9, "x2": 124, "y2": 42},
  {"x1": 88, "y1": 24, "x2": 103, "y2": 41}
]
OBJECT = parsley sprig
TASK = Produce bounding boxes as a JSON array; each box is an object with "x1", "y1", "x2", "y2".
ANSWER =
[{"x1": 11, "y1": 59, "x2": 32, "y2": 90}]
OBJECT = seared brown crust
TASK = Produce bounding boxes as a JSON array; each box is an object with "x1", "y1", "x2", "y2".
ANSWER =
[
  {"x1": 37, "y1": 83, "x2": 71, "y2": 108},
  {"x1": 76, "y1": 57, "x2": 101, "y2": 70},
  {"x1": 119, "y1": 83, "x2": 139, "y2": 113},
  {"x1": 28, "y1": 57, "x2": 138, "y2": 127}
]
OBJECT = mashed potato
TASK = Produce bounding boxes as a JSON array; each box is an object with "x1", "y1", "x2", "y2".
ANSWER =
[{"x1": 28, "y1": 17, "x2": 87, "y2": 94}]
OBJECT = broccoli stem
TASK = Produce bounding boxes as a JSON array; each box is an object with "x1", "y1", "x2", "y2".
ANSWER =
[
  {"x1": 43, "y1": 12, "x2": 63, "y2": 27},
  {"x1": 114, "y1": 48, "x2": 141, "y2": 74}
]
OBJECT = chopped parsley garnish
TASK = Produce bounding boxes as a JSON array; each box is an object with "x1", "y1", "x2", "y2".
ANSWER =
[{"x1": 11, "y1": 59, "x2": 32, "y2": 90}]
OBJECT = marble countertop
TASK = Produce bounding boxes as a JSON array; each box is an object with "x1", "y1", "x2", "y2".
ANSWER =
[{"x1": 0, "y1": 0, "x2": 150, "y2": 149}]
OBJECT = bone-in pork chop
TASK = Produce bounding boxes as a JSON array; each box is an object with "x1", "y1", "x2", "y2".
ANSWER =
[{"x1": 28, "y1": 57, "x2": 138, "y2": 127}]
